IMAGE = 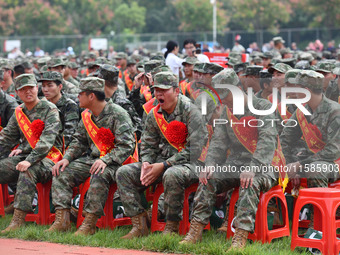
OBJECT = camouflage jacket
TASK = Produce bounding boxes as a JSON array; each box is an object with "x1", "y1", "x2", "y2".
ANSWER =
[
  {"x1": 118, "y1": 78, "x2": 127, "y2": 98},
  {"x1": 0, "y1": 100, "x2": 63, "y2": 165},
  {"x1": 5, "y1": 83, "x2": 15, "y2": 97},
  {"x1": 109, "y1": 90, "x2": 141, "y2": 138},
  {"x1": 280, "y1": 95, "x2": 340, "y2": 165},
  {"x1": 0, "y1": 89, "x2": 18, "y2": 128},
  {"x1": 55, "y1": 94, "x2": 79, "y2": 147},
  {"x1": 325, "y1": 78, "x2": 339, "y2": 103},
  {"x1": 205, "y1": 95, "x2": 278, "y2": 178},
  {"x1": 66, "y1": 76, "x2": 80, "y2": 88},
  {"x1": 63, "y1": 100, "x2": 135, "y2": 165},
  {"x1": 63, "y1": 79, "x2": 80, "y2": 95},
  {"x1": 141, "y1": 94, "x2": 205, "y2": 166}
]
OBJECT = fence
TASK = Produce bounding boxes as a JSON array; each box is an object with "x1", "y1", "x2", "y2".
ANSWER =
[{"x1": 1, "y1": 27, "x2": 340, "y2": 55}]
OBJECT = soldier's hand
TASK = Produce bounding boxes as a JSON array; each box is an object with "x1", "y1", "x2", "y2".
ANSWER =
[
  {"x1": 199, "y1": 166, "x2": 213, "y2": 185},
  {"x1": 144, "y1": 73, "x2": 153, "y2": 85},
  {"x1": 9, "y1": 149, "x2": 22, "y2": 157},
  {"x1": 240, "y1": 171, "x2": 255, "y2": 189},
  {"x1": 134, "y1": 73, "x2": 144, "y2": 89},
  {"x1": 16, "y1": 160, "x2": 31, "y2": 172},
  {"x1": 52, "y1": 159, "x2": 69, "y2": 176},
  {"x1": 90, "y1": 159, "x2": 107, "y2": 175},
  {"x1": 141, "y1": 163, "x2": 163, "y2": 186},
  {"x1": 140, "y1": 162, "x2": 151, "y2": 181}
]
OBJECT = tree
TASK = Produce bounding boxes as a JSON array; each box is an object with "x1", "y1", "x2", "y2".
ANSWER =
[
  {"x1": 226, "y1": 0, "x2": 292, "y2": 32},
  {"x1": 306, "y1": 0, "x2": 340, "y2": 28},
  {"x1": 13, "y1": 0, "x2": 69, "y2": 35},
  {"x1": 113, "y1": 2, "x2": 146, "y2": 34},
  {"x1": 173, "y1": 0, "x2": 228, "y2": 32},
  {"x1": 0, "y1": 0, "x2": 15, "y2": 36}
]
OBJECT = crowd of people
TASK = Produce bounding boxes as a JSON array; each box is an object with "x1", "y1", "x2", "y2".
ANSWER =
[{"x1": 0, "y1": 35, "x2": 339, "y2": 252}]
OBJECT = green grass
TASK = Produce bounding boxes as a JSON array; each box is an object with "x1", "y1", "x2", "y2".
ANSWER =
[{"x1": 0, "y1": 215, "x2": 308, "y2": 255}]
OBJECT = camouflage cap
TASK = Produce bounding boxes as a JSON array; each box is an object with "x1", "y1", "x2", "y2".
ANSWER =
[
  {"x1": 97, "y1": 64, "x2": 119, "y2": 82},
  {"x1": 332, "y1": 67, "x2": 340, "y2": 75},
  {"x1": 233, "y1": 62, "x2": 249, "y2": 74},
  {"x1": 48, "y1": 57, "x2": 66, "y2": 68},
  {"x1": 226, "y1": 57, "x2": 240, "y2": 67},
  {"x1": 37, "y1": 57, "x2": 51, "y2": 69},
  {"x1": 299, "y1": 52, "x2": 314, "y2": 62},
  {"x1": 193, "y1": 63, "x2": 204, "y2": 72},
  {"x1": 268, "y1": 63, "x2": 292, "y2": 74},
  {"x1": 79, "y1": 77, "x2": 105, "y2": 92},
  {"x1": 315, "y1": 61, "x2": 334, "y2": 73},
  {"x1": 151, "y1": 65, "x2": 172, "y2": 76},
  {"x1": 285, "y1": 69, "x2": 301, "y2": 84},
  {"x1": 260, "y1": 51, "x2": 274, "y2": 59},
  {"x1": 136, "y1": 61, "x2": 145, "y2": 72},
  {"x1": 322, "y1": 50, "x2": 332, "y2": 59},
  {"x1": 295, "y1": 60, "x2": 311, "y2": 70},
  {"x1": 228, "y1": 52, "x2": 242, "y2": 61},
  {"x1": 153, "y1": 71, "x2": 178, "y2": 89},
  {"x1": 1, "y1": 59, "x2": 14, "y2": 70},
  {"x1": 88, "y1": 57, "x2": 107, "y2": 68},
  {"x1": 260, "y1": 69, "x2": 272, "y2": 79},
  {"x1": 253, "y1": 56, "x2": 262, "y2": 64},
  {"x1": 0, "y1": 69, "x2": 3, "y2": 81},
  {"x1": 68, "y1": 62, "x2": 80, "y2": 69},
  {"x1": 273, "y1": 36, "x2": 285, "y2": 44},
  {"x1": 39, "y1": 71, "x2": 63, "y2": 83},
  {"x1": 131, "y1": 54, "x2": 143, "y2": 62},
  {"x1": 296, "y1": 70, "x2": 324, "y2": 90},
  {"x1": 21, "y1": 60, "x2": 33, "y2": 69},
  {"x1": 182, "y1": 56, "x2": 199, "y2": 66},
  {"x1": 144, "y1": 60, "x2": 163, "y2": 74},
  {"x1": 199, "y1": 63, "x2": 224, "y2": 74},
  {"x1": 242, "y1": 65, "x2": 263, "y2": 76},
  {"x1": 127, "y1": 57, "x2": 136, "y2": 66},
  {"x1": 212, "y1": 68, "x2": 239, "y2": 99},
  {"x1": 14, "y1": 73, "x2": 37, "y2": 90},
  {"x1": 280, "y1": 58, "x2": 297, "y2": 68},
  {"x1": 115, "y1": 52, "x2": 127, "y2": 59},
  {"x1": 39, "y1": 65, "x2": 48, "y2": 73},
  {"x1": 280, "y1": 48, "x2": 293, "y2": 56},
  {"x1": 84, "y1": 52, "x2": 97, "y2": 60},
  {"x1": 150, "y1": 54, "x2": 165, "y2": 62}
]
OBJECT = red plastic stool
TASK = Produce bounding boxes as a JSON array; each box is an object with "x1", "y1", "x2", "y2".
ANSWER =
[
  {"x1": 291, "y1": 188, "x2": 340, "y2": 255},
  {"x1": 77, "y1": 178, "x2": 131, "y2": 229},
  {"x1": 329, "y1": 180, "x2": 340, "y2": 189},
  {"x1": 1, "y1": 184, "x2": 14, "y2": 206},
  {"x1": 226, "y1": 185, "x2": 290, "y2": 243},
  {"x1": 25, "y1": 181, "x2": 54, "y2": 225},
  {"x1": 151, "y1": 182, "x2": 210, "y2": 235},
  {"x1": 0, "y1": 184, "x2": 5, "y2": 216}
]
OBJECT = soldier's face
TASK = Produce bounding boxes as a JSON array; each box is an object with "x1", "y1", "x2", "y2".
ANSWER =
[
  {"x1": 16, "y1": 85, "x2": 38, "y2": 103},
  {"x1": 193, "y1": 71, "x2": 200, "y2": 81},
  {"x1": 262, "y1": 58, "x2": 271, "y2": 67},
  {"x1": 272, "y1": 71, "x2": 285, "y2": 88},
  {"x1": 70, "y1": 68, "x2": 78, "y2": 78},
  {"x1": 42, "y1": 81, "x2": 62, "y2": 101},
  {"x1": 198, "y1": 73, "x2": 214, "y2": 86},
  {"x1": 127, "y1": 64, "x2": 137, "y2": 74},
  {"x1": 319, "y1": 72, "x2": 335, "y2": 91},
  {"x1": 183, "y1": 64, "x2": 194, "y2": 77},
  {"x1": 51, "y1": 66, "x2": 65, "y2": 76},
  {"x1": 154, "y1": 87, "x2": 179, "y2": 111},
  {"x1": 78, "y1": 91, "x2": 91, "y2": 108}
]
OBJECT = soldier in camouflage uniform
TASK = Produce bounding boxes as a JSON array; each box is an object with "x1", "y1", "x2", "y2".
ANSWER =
[
  {"x1": 67, "y1": 62, "x2": 81, "y2": 83},
  {"x1": 39, "y1": 71, "x2": 79, "y2": 147},
  {"x1": 0, "y1": 69, "x2": 18, "y2": 132},
  {"x1": 47, "y1": 57, "x2": 80, "y2": 96},
  {"x1": 255, "y1": 70, "x2": 273, "y2": 99},
  {"x1": 48, "y1": 77, "x2": 135, "y2": 236},
  {"x1": 241, "y1": 65, "x2": 263, "y2": 94},
  {"x1": 268, "y1": 63, "x2": 293, "y2": 102},
  {"x1": 180, "y1": 69, "x2": 278, "y2": 251},
  {"x1": 64, "y1": 62, "x2": 80, "y2": 87},
  {"x1": 259, "y1": 51, "x2": 274, "y2": 69},
  {"x1": 325, "y1": 67, "x2": 340, "y2": 103},
  {"x1": 1, "y1": 59, "x2": 16, "y2": 97},
  {"x1": 281, "y1": 70, "x2": 340, "y2": 189},
  {"x1": 97, "y1": 64, "x2": 142, "y2": 140},
  {"x1": 314, "y1": 61, "x2": 336, "y2": 92},
  {"x1": 116, "y1": 71, "x2": 205, "y2": 239},
  {"x1": 0, "y1": 74, "x2": 63, "y2": 233}
]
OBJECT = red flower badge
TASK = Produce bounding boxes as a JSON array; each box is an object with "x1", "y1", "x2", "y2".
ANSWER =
[
  {"x1": 165, "y1": 121, "x2": 188, "y2": 144},
  {"x1": 31, "y1": 119, "x2": 45, "y2": 138},
  {"x1": 98, "y1": 127, "x2": 115, "y2": 146}
]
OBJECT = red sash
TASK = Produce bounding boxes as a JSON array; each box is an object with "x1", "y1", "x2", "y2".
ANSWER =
[
  {"x1": 140, "y1": 85, "x2": 152, "y2": 102},
  {"x1": 180, "y1": 80, "x2": 189, "y2": 96},
  {"x1": 118, "y1": 69, "x2": 123, "y2": 79},
  {"x1": 277, "y1": 102, "x2": 292, "y2": 120},
  {"x1": 267, "y1": 94, "x2": 273, "y2": 103},
  {"x1": 124, "y1": 70, "x2": 134, "y2": 92},
  {"x1": 153, "y1": 104, "x2": 186, "y2": 152},
  {"x1": 81, "y1": 109, "x2": 138, "y2": 164},
  {"x1": 0, "y1": 116, "x2": 2, "y2": 131},
  {"x1": 187, "y1": 82, "x2": 201, "y2": 100},
  {"x1": 296, "y1": 109, "x2": 340, "y2": 166},
  {"x1": 226, "y1": 108, "x2": 288, "y2": 190},
  {"x1": 15, "y1": 107, "x2": 63, "y2": 164},
  {"x1": 143, "y1": 97, "x2": 157, "y2": 114}
]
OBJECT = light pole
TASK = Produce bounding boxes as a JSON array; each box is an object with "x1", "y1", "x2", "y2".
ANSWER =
[{"x1": 210, "y1": 0, "x2": 217, "y2": 47}]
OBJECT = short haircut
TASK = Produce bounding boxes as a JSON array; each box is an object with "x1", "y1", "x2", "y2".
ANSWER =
[
  {"x1": 14, "y1": 65, "x2": 25, "y2": 76},
  {"x1": 260, "y1": 78, "x2": 271, "y2": 90},
  {"x1": 85, "y1": 90, "x2": 106, "y2": 101},
  {"x1": 183, "y1": 38, "x2": 196, "y2": 48}
]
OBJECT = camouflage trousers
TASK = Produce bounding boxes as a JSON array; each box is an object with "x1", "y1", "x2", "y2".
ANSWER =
[
  {"x1": 116, "y1": 162, "x2": 198, "y2": 221},
  {"x1": 52, "y1": 156, "x2": 119, "y2": 217},
  {"x1": 301, "y1": 161, "x2": 340, "y2": 187},
  {"x1": 0, "y1": 155, "x2": 53, "y2": 212},
  {"x1": 192, "y1": 168, "x2": 277, "y2": 233}
]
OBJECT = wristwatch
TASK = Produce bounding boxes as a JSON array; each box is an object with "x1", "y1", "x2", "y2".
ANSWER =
[{"x1": 163, "y1": 161, "x2": 171, "y2": 171}]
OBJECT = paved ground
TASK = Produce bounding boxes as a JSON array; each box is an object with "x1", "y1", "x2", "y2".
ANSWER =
[{"x1": 0, "y1": 238, "x2": 182, "y2": 255}]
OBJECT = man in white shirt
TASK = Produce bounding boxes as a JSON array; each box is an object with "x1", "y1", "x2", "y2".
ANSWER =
[{"x1": 183, "y1": 39, "x2": 210, "y2": 63}]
